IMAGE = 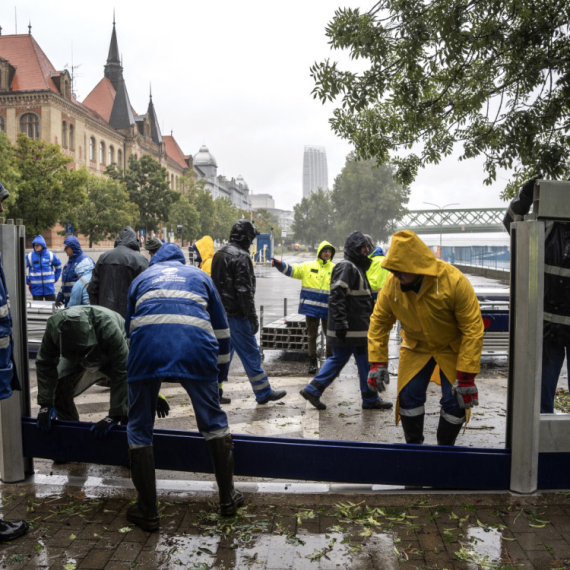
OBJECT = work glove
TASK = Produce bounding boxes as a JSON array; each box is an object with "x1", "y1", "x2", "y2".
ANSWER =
[
  {"x1": 452, "y1": 372, "x2": 479, "y2": 409},
  {"x1": 336, "y1": 328, "x2": 348, "y2": 340},
  {"x1": 36, "y1": 407, "x2": 57, "y2": 433},
  {"x1": 156, "y1": 394, "x2": 170, "y2": 418},
  {"x1": 272, "y1": 258, "x2": 284, "y2": 271},
  {"x1": 90, "y1": 416, "x2": 124, "y2": 439},
  {"x1": 367, "y1": 363, "x2": 390, "y2": 393},
  {"x1": 55, "y1": 293, "x2": 64, "y2": 308},
  {"x1": 249, "y1": 315, "x2": 259, "y2": 336},
  {"x1": 28, "y1": 283, "x2": 31, "y2": 292}
]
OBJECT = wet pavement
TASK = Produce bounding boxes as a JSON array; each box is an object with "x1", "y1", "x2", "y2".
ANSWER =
[{"x1": 1, "y1": 484, "x2": 570, "y2": 569}]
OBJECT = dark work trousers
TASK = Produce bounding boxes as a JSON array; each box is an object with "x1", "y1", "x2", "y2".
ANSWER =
[
  {"x1": 33, "y1": 294, "x2": 56, "y2": 301},
  {"x1": 305, "y1": 316, "x2": 332, "y2": 358}
]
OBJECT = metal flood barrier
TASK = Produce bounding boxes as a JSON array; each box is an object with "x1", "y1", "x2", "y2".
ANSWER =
[{"x1": 3, "y1": 184, "x2": 570, "y2": 490}]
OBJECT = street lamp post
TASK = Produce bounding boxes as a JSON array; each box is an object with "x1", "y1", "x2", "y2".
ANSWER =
[{"x1": 423, "y1": 202, "x2": 459, "y2": 258}]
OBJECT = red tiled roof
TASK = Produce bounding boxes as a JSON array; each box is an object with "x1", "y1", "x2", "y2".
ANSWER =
[
  {"x1": 163, "y1": 135, "x2": 188, "y2": 169},
  {"x1": 83, "y1": 78, "x2": 116, "y2": 123},
  {"x1": 0, "y1": 34, "x2": 60, "y2": 93}
]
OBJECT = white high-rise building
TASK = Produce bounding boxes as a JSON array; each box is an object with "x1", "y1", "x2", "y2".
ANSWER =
[{"x1": 302, "y1": 145, "x2": 328, "y2": 199}]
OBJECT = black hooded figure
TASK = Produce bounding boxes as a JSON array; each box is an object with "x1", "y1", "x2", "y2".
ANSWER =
[
  {"x1": 211, "y1": 220, "x2": 286, "y2": 405},
  {"x1": 300, "y1": 231, "x2": 393, "y2": 412}
]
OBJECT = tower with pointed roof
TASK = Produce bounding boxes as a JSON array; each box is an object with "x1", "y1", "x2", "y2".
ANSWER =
[{"x1": 104, "y1": 18, "x2": 121, "y2": 90}]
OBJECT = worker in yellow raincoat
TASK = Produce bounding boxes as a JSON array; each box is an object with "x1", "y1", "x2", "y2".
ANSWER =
[
  {"x1": 367, "y1": 231, "x2": 484, "y2": 446},
  {"x1": 191, "y1": 236, "x2": 215, "y2": 276}
]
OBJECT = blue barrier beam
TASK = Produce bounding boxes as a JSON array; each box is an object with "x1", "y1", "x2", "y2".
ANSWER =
[{"x1": 22, "y1": 418, "x2": 512, "y2": 489}]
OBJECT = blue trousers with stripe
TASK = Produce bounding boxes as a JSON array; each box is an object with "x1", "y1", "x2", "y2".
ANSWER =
[{"x1": 227, "y1": 316, "x2": 273, "y2": 403}]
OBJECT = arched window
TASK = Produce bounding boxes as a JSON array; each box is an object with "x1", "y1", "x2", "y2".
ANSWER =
[
  {"x1": 117, "y1": 149, "x2": 123, "y2": 167},
  {"x1": 69, "y1": 124, "x2": 74, "y2": 150},
  {"x1": 0, "y1": 116, "x2": 4, "y2": 132},
  {"x1": 20, "y1": 113, "x2": 40, "y2": 139},
  {"x1": 62, "y1": 121, "x2": 68, "y2": 148},
  {"x1": 99, "y1": 141, "x2": 106, "y2": 165},
  {"x1": 108, "y1": 145, "x2": 115, "y2": 165},
  {"x1": 89, "y1": 137, "x2": 96, "y2": 162}
]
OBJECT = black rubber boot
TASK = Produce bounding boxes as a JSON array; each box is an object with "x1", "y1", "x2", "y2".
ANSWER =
[
  {"x1": 300, "y1": 388, "x2": 326, "y2": 410},
  {"x1": 207, "y1": 435, "x2": 244, "y2": 516},
  {"x1": 127, "y1": 446, "x2": 159, "y2": 531},
  {"x1": 400, "y1": 414, "x2": 425, "y2": 444},
  {"x1": 362, "y1": 399, "x2": 393, "y2": 410},
  {"x1": 0, "y1": 519, "x2": 28, "y2": 543},
  {"x1": 308, "y1": 356, "x2": 318, "y2": 375},
  {"x1": 436, "y1": 415, "x2": 464, "y2": 446},
  {"x1": 219, "y1": 387, "x2": 231, "y2": 405}
]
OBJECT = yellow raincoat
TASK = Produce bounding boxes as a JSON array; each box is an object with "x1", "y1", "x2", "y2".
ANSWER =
[
  {"x1": 368, "y1": 231, "x2": 484, "y2": 423},
  {"x1": 194, "y1": 236, "x2": 215, "y2": 276}
]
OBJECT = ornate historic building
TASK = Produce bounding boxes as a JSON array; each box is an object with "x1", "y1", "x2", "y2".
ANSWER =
[{"x1": 0, "y1": 22, "x2": 250, "y2": 245}]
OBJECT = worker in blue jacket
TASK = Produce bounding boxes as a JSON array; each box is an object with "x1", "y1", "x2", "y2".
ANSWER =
[
  {"x1": 26, "y1": 235, "x2": 63, "y2": 301},
  {"x1": 55, "y1": 236, "x2": 92, "y2": 308},
  {"x1": 124, "y1": 243, "x2": 242, "y2": 531},
  {"x1": 0, "y1": 182, "x2": 29, "y2": 542}
]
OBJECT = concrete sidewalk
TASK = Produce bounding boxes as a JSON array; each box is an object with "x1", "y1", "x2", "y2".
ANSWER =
[{"x1": 0, "y1": 481, "x2": 569, "y2": 569}]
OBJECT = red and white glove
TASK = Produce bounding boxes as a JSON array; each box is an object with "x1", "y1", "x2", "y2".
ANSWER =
[
  {"x1": 367, "y1": 363, "x2": 390, "y2": 393},
  {"x1": 452, "y1": 372, "x2": 479, "y2": 409}
]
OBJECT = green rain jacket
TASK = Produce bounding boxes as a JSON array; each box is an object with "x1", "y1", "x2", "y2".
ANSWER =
[{"x1": 36, "y1": 305, "x2": 128, "y2": 418}]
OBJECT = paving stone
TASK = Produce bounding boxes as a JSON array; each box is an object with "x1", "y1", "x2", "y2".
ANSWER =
[
  {"x1": 110, "y1": 541, "x2": 142, "y2": 561},
  {"x1": 525, "y1": 550, "x2": 556, "y2": 570},
  {"x1": 78, "y1": 548, "x2": 116, "y2": 569},
  {"x1": 513, "y1": 532, "x2": 549, "y2": 551}
]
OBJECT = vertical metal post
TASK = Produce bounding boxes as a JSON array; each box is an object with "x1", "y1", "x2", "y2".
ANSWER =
[
  {"x1": 284, "y1": 298, "x2": 287, "y2": 317},
  {"x1": 508, "y1": 220, "x2": 544, "y2": 493},
  {"x1": 0, "y1": 223, "x2": 30, "y2": 482}
]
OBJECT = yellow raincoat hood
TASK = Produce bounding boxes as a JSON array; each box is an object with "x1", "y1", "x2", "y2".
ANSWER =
[
  {"x1": 382, "y1": 231, "x2": 438, "y2": 276},
  {"x1": 194, "y1": 236, "x2": 215, "y2": 276}
]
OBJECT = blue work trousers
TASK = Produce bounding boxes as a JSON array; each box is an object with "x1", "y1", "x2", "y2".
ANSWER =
[
  {"x1": 399, "y1": 358, "x2": 464, "y2": 421},
  {"x1": 226, "y1": 316, "x2": 273, "y2": 403},
  {"x1": 304, "y1": 346, "x2": 379, "y2": 405},
  {"x1": 127, "y1": 379, "x2": 229, "y2": 447},
  {"x1": 541, "y1": 340, "x2": 570, "y2": 413}
]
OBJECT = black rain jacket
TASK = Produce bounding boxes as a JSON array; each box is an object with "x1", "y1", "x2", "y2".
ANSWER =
[
  {"x1": 88, "y1": 227, "x2": 149, "y2": 318},
  {"x1": 327, "y1": 231, "x2": 374, "y2": 347},
  {"x1": 211, "y1": 220, "x2": 259, "y2": 320},
  {"x1": 504, "y1": 182, "x2": 570, "y2": 346}
]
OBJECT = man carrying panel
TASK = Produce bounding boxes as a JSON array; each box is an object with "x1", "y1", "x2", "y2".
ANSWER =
[
  {"x1": 367, "y1": 230, "x2": 484, "y2": 446},
  {"x1": 272, "y1": 240, "x2": 336, "y2": 374},
  {"x1": 125, "y1": 243, "x2": 242, "y2": 531},
  {"x1": 35, "y1": 305, "x2": 130, "y2": 437}
]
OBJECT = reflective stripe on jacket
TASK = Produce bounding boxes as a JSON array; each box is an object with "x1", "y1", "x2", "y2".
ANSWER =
[
  {"x1": 125, "y1": 243, "x2": 231, "y2": 383},
  {"x1": 277, "y1": 240, "x2": 336, "y2": 319},
  {"x1": 26, "y1": 236, "x2": 63, "y2": 296}
]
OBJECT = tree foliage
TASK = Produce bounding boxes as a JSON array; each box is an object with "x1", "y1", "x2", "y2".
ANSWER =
[
  {"x1": 68, "y1": 174, "x2": 138, "y2": 247},
  {"x1": 0, "y1": 132, "x2": 20, "y2": 212},
  {"x1": 212, "y1": 197, "x2": 239, "y2": 242},
  {"x1": 188, "y1": 185, "x2": 216, "y2": 238},
  {"x1": 106, "y1": 154, "x2": 179, "y2": 232},
  {"x1": 311, "y1": 0, "x2": 570, "y2": 199},
  {"x1": 252, "y1": 208, "x2": 282, "y2": 239},
  {"x1": 9, "y1": 133, "x2": 87, "y2": 235},
  {"x1": 293, "y1": 157, "x2": 409, "y2": 247},
  {"x1": 168, "y1": 195, "x2": 200, "y2": 244}
]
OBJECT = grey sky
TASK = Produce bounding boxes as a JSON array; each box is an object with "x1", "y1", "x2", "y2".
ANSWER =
[{"x1": 3, "y1": 0, "x2": 508, "y2": 213}]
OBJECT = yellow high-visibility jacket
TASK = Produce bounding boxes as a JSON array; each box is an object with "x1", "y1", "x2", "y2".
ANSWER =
[{"x1": 368, "y1": 231, "x2": 484, "y2": 422}]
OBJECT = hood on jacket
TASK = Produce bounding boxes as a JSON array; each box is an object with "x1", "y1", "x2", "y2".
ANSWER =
[
  {"x1": 229, "y1": 219, "x2": 260, "y2": 250},
  {"x1": 32, "y1": 235, "x2": 47, "y2": 251},
  {"x1": 63, "y1": 235, "x2": 83, "y2": 257},
  {"x1": 317, "y1": 240, "x2": 336, "y2": 263},
  {"x1": 75, "y1": 257, "x2": 94, "y2": 278},
  {"x1": 114, "y1": 226, "x2": 140, "y2": 251},
  {"x1": 344, "y1": 231, "x2": 372, "y2": 270},
  {"x1": 369, "y1": 246, "x2": 386, "y2": 258},
  {"x1": 149, "y1": 243, "x2": 186, "y2": 267},
  {"x1": 381, "y1": 231, "x2": 438, "y2": 276},
  {"x1": 194, "y1": 236, "x2": 215, "y2": 263},
  {"x1": 57, "y1": 307, "x2": 97, "y2": 356}
]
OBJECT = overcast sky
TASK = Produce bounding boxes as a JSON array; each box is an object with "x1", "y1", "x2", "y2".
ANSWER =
[{"x1": 2, "y1": 0, "x2": 509, "y2": 213}]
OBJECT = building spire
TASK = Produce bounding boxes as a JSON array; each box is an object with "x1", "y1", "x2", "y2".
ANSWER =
[
  {"x1": 28, "y1": 21, "x2": 31, "y2": 34},
  {"x1": 104, "y1": 14, "x2": 122, "y2": 90}
]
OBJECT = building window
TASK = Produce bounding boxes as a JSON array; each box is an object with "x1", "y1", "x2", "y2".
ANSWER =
[
  {"x1": 20, "y1": 113, "x2": 40, "y2": 139},
  {"x1": 117, "y1": 149, "x2": 123, "y2": 167},
  {"x1": 99, "y1": 141, "x2": 106, "y2": 165},
  {"x1": 108, "y1": 145, "x2": 114, "y2": 165},
  {"x1": 69, "y1": 124, "x2": 74, "y2": 150},
  {"x1": 89, "y1": 137, "x2": 95, "y2": 162},
  {"x1": 62, "y1": 121, "x2": 68, "y2": 149},
  {"x1": 0, "y1": 116, "x2": 4, "y2": 132},
  {"x1": 171, "y1": 174, "x2": 174, "y2": 188}
]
